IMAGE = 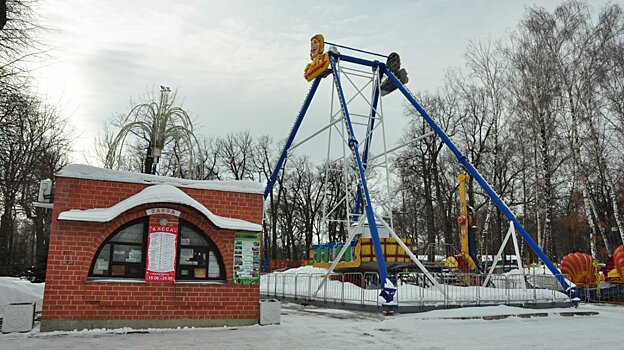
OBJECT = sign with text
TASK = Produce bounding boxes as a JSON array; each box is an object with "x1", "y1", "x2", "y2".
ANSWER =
[
  {"x1": 233, "y1": 232, "x2": 261, "y2": 285},
  {"x1": 145, "y1": 208, "x2": 181, "y2": 217},
  {"x1": 145, "y1": 224, "x2": 178, "y2": 282}
]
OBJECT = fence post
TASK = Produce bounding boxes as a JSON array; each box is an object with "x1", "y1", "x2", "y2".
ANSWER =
[
  {"x1": 420, "y1": 273, "x2": 424, "y2": 307},
  {"x1": 361, "y1": 273, "x2": 364, "y2": 306},
  {"x1": 323, "y1": 274, "x2": 328, "y2": 303},
  {"x1": 376, "y1": 273, "x2": 380, "y2": 307},
  {"x1": 294, "y1": 274, "x2": 298, "y2": 300},
  {"x1": 533, "y1": 269, "x2": 537, "y2": 304},
  {"x1": 395, "y1": 273, "x2": 400, "y2": 306},
  {"x1": 505, "y1": 275, "x2": 510, "y2": 305},
  {"x1": 476, "y1": 273, "x2": 480, "y2": 306},
  {"x1": 274, "y1": 274, "x2": 278, "y2": 297},
  {"x1": 341, "y1": 273, "x2": 345, "y2": 304},
  {"x1": 444, "y1": 275, "x2": 448, "y2": 307}
]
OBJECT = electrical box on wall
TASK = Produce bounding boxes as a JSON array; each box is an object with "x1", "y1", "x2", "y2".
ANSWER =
[{"x1": 37, "y1": 179, "x2": 53, "y2": 203}]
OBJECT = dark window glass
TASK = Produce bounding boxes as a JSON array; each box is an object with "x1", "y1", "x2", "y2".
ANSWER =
[
  {"x1": 177, "y1": 223, "x2": 225, "y2": 281},
  {"x1": 89, "y1": 218, "x2": 225, "y2": 282},
  {"x1": 89, "y1": 220, "x2": 147, "y2": 279}
]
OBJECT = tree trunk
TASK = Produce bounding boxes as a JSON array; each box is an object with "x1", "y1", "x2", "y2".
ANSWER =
[
  {"x1": 0, "y1": 196, "x2": 16, "y2": 269},
  {"x1": 588, "y1": 196, "x2": 610, "y2": 257},
  {"x1": 605, "y1": 167, "x2": 624, "y2": 246},
  {"x1": 539, "y1": 115, "x2": 555, "y2": 259},
  {"x1": 582, "y1": 187, "x2": 599, "y2": 258},
  {"x1": 424, "y1": 178, "x2": 436, "y2": 262},
  {"x1": 144, "y1": 142, "x2": 154, "y2": 174}
]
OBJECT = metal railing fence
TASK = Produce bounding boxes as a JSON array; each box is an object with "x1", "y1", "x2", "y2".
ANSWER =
[{"x1": 260, "y1": 271, "x2": 573, "y2": 309}]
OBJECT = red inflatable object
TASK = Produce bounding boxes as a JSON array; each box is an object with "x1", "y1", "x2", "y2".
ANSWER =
[
  {"x1": 560, "y1": 252, "x2": 598, "y2": 288},
  {"x1": 614, "y1": 245, "x2": 624, "y2": 280}
]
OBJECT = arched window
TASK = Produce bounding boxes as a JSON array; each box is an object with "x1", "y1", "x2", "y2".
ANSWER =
[
  {"x1": 89, "y1": 219, "x2": 148, "y2": 278},
  {"x1": 88, "y1": 217, "x2": 226, "y2": 282},
  {"x1": 177, "y1": 222, "x2": 226, "y2": 281}
]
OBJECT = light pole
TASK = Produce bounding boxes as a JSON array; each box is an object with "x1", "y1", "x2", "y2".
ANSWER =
[{"x1": 149, "y1": 86, "x2": 171, "y2": 175}]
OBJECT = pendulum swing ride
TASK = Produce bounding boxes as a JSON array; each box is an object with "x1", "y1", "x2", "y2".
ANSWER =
[{"x1": 263, "y1": 34, "x2": 576, "y2": 303}]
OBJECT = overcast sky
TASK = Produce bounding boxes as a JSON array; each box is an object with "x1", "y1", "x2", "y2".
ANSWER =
[{"x1": 30, "y1": 0, "x2": 616, "y2": 164}]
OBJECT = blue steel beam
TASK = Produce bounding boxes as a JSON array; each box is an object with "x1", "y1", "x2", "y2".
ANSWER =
[
  {"x1": 329, "y1": 53, "x2": 395, "y2": 302},
  {"x1": 264, "y1": 77, "x2": 322, "y2": 199},
  {"x1": 380, "y1": 64, "x2": 573, "y2": 294},
  {"x1": 325, "y1": 42, "x2": 388, "y2": 59},
  {"x1": 337, "y1": 54, "x2": 378, "y2": 69},
  {"x1": 353, "y1": 69, "x2": 382, "y2": 222}
]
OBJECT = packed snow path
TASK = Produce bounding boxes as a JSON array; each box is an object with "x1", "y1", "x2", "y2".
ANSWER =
[{"x1": 1, "y1": 303, "x2": 622, "y2": 349}]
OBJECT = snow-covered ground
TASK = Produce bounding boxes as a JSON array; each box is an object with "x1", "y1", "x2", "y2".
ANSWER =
[
  {"x1": 1, "y1": 302, "x2": 622, "y2": 349},
  {"x1": 2, "y1": 274, "x2": 622, "y2": 349}
]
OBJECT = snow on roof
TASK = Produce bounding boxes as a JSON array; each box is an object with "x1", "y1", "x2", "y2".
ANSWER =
[
  {"x1": 58, "y1": 184, "x2": 262, "y2": 232},
  {"x1": 56, "y1": 164, "x2": 265, "y2": 195}
]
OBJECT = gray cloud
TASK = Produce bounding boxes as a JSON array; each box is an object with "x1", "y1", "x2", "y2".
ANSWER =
[{"x1": 31, "y1": 0, "x2": 614, "y2": 164}]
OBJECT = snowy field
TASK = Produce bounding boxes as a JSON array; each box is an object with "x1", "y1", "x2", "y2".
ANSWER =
[
  {"x1": 1, "y1": 302, "x2": 622, "y2": 349},
  {"x1": 1, "y1": 275, "x2": 622, "y2": 349}
]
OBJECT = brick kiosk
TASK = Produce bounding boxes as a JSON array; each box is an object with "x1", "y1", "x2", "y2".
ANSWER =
[{"x1": 41, "y1": 164, "x2": 264, "y2": 332}]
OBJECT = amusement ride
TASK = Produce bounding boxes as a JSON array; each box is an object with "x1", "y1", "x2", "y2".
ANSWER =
[{"x1": 264, "y1": 34, "x2": 624, "y2": 304}]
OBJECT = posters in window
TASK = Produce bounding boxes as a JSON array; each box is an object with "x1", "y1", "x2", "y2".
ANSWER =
[
  {"x1": 145, "y1": 224, "x2": 178, "y2": 282},
  {"x1": 233, "y1": 232, "x2": 261, "y2": 284}
]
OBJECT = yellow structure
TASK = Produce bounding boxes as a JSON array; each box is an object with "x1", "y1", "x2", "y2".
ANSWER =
[
  {"x1": 607, "y1": 268, "x2": 623, "y2": 284},
  {"x1": 457, "y1": 174, "x2": 469, "y2": 255},
  {"x1": 447, "y1": 174, "x2": 477, "y2": 271},
  {"x1": 310, "y1": 238, "x2": 412, "y2": 270}
]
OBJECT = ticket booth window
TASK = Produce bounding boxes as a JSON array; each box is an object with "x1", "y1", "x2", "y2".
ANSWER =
[
  {"x1": 89, "y1": 219, "x2": 147, "y2": 278},
  {"x1": 88, "y1": 218, "x2": 225, "y2": 281},
  {"x1": 177, "y1": 222, "x2": 225, "y2": 281}
]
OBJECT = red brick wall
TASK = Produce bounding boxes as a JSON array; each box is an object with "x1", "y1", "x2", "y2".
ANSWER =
[{"x1": 42, "y1": 176, "x2": 263, "y2": 326}]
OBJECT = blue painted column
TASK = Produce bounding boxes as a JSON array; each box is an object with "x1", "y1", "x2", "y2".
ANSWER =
[
  {"x1": 264, "y1": 77, "x2": 322, "y2": 199},
  {"x1": 380, "y1": 65, "x2": 572, "y2": 293},
  {"x1": 353, "y1": 69, "x2": 382, "y2": 222},
  {"x1": 329, "y1": 53, "x2": 395, "y2": 302}
]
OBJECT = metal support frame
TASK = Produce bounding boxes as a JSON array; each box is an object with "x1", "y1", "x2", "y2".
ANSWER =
[
  {"x1": 376, "y1": 60, "x2": 573, "y2": 295},
  {"x1": 483, "y1": 222, "x2": 527, "y2": 291},
  {"x1": 353, "y1": 68, "x2": 382, "y2": 222},
  {"x1": 375, "y1": 215, "x2": 446, "y2": 296},
  {"x1": 312, "y1": 217, "x2": 366, "y2": 297},
  {"x1": 328, "y1": 53, "x2": 395, "y2": 302},
  {"x1": 263, "y1": 46, "x2": 574, "y2": 304},
  {"x1": 264, "y1": 77, "x2": 322, "y2": 199}
]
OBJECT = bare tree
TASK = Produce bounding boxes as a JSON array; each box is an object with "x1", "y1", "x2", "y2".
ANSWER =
[
  {"x1": 0, "y1": 90, "x2": 70, "y2": 272},
  {"x1": 396, "y1": 90, "x2": 460, "y2": 260},
  {"x1": 291, "y1": 157, "x2": 325, "y2": 259},
  {"x1": 215, "y1": 131, "x2": 255, "y2": 180},
  {"x1": 0, "y1": 0, "x2": 44, "y2": 82},
  {"x1": 196, "y1": 137, "x2": 220, "y2": 180},
  {"x1": 508, "y1": 11, "x2": 566, "y2": 259}
]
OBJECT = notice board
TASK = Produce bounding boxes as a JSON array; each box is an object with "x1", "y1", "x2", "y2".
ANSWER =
[
  {"x1": 233, "y1": 232, "x2": 261, "y2": 284},
  {"x1": 145, "y1": 224, "x2": 178, "y2": 282}
]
